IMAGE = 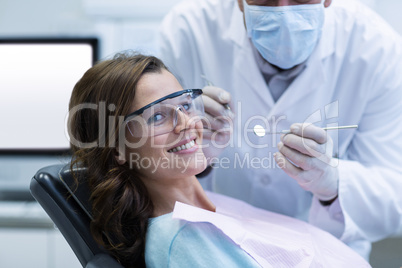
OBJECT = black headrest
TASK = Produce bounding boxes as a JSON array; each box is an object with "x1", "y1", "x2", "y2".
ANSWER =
[
  {"x1": 31, "y1": 164, "x2": 103, "y2": 267},
  {"x1": 59, "y1": 164, "x2": 93, "y2": 220},
  {"x1": 31, "y1": 163, "x2": 124, "y2": 267}
]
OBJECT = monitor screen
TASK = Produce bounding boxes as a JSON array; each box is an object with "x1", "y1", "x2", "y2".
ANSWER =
[{"x1": 0, "y1": 38, "x2": 98, "y2": 153}]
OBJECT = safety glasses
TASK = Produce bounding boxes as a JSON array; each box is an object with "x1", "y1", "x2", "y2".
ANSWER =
[{"x1": 124, "y1": 89, "x2": 204, "y2": 137}]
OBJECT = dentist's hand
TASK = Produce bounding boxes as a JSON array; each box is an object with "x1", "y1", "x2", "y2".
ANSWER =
[
  {"x1": 274, "y1": 123, "x2": 339, "y2": 202},
  {"x1": 200, "y1": 86, "x2": 234, "y2": 161}
]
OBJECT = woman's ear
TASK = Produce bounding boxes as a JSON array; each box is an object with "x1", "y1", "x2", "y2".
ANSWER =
[{"x1": 115, "y1": 148, "x2": 127, "y2": 165}]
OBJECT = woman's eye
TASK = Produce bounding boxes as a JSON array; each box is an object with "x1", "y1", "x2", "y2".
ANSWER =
[
  {"x1": 148, "y1": 113, "x2": 164, "y2": 124},
  {"x1": 182, "y1": 102, "x2": 192, "y2": 111}
]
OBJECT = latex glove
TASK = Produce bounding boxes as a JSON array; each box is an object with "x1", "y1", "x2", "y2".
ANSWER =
[
  {"x1": 274, "y1": 123, "x2": 339, "y2": 201},
  {"x1": 200, "y1": 86, "x2": 234, "y2": 163}
]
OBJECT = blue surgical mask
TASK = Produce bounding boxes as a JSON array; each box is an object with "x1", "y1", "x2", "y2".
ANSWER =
[{"x1": 243, "y1": 1, "x2": 325, "y2": 69}]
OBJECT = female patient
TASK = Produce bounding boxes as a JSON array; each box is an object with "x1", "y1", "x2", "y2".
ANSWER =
[{"x1": 67, "y1": 52, "x2": 369, "y2": 267}]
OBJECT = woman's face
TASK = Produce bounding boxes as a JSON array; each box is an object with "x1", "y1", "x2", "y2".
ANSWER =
[{"x1": 122, "y1": 69, "x2": 207, "y2": 180}]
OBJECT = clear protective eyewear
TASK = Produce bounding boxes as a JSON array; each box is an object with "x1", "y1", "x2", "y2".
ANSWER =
[{"x1": 124, "y1": 89, "x2": 204, "y2": 137}]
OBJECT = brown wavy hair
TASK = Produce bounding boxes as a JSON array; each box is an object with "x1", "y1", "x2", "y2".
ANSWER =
[{"x1": 67, "y1": 52, "x2": 167, "y2": 267}]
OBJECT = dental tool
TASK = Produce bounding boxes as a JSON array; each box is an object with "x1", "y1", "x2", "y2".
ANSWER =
[
  {"x1": 253, "y1": 125, "x2": 358, "y2": 137},
  {"x1": 200, "y1": 74, "x2": 231, "y2": 111}
]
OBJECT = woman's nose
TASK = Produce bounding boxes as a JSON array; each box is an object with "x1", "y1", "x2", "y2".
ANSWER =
[{"x1": 173, "y1": 108, "x2": 195, "y2": 133}]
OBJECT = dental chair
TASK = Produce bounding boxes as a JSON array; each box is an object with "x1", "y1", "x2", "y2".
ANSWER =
[{"x1": 30, "y1": 164, "x2": 124, "y2": 268}]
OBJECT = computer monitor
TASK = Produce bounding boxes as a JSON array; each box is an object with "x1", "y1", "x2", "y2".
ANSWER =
[{"x1": 0, "y1": 38, "x2": 98, "y2": 153}]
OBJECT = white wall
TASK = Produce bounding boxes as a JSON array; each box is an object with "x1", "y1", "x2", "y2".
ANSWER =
[
  {"x1": 0, "y1": 0, "x2": 94, "y2": 36},
  {"x1": 373, "y1": 0, "x2": 402, "y2": 35},
  {"x1": 0, "y1": 0, "x2": 183, "y2": 58},
  {"x1": 1, "y1": 0, "x2": 401, "y2": 59}
]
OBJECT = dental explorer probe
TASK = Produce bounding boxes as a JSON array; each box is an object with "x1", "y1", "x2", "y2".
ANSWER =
[{"x1": 253, "y1": 125, "x2": 358, "y2": 137}]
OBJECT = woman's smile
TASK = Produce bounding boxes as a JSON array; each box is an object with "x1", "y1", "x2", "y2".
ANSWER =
[{"x1": 167, "y1": 138, "x2": 198, "y2": 153}]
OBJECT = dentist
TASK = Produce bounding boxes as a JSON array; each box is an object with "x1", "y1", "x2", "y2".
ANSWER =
[{"x1": 158, "y1": 0, "x2": 402, "y2": 259}]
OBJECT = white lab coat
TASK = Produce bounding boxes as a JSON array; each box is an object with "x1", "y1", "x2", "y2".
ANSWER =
[{"x1": 157, "y1": 0, "x2": 402, "y2": 259}]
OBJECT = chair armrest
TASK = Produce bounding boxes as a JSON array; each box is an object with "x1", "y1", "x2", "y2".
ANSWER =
[{"x1": 85, "y1": 253, "x2": 124, "y2": 268}]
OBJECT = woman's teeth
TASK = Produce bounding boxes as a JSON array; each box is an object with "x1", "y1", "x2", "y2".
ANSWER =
[{"x1": 168, "y1": 140, "x2": 195, "y2": 153}]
